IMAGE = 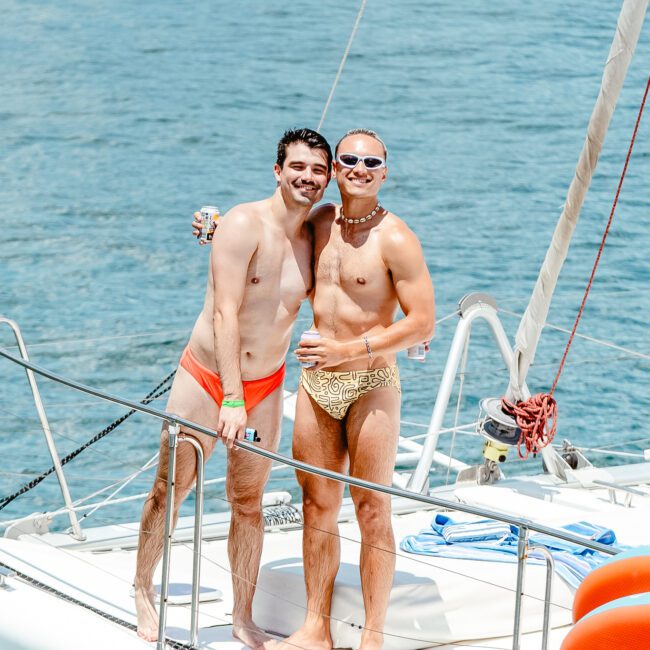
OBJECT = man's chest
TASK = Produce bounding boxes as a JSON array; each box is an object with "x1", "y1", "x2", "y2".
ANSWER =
[
  {"x1": 314, "y1": 229, "x2": 389, "y2": 291},
  {"x1": 247, "y1": 235, "x2": 312, "y2": 304}
]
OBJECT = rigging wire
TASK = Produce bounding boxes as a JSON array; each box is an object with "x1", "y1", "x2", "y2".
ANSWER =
[
  {"x1": 317, "y1": 0, "x2": 368, "y2": 132},
  {"x1": 497, "y1": 307, "x2": 650, "y2": 362},
  {"x1": 0, "y1": 370, "x2": 175, "y2": 513},
  {"x1": 0, "y1": 347, "x2": 643, "y2": 425}
]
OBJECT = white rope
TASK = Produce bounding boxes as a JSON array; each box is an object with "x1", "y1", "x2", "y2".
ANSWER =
[
  {"x1": 79, "y1": 452, "x2": 159, "y2": 522},
  {"x1": 317, "y1": 0, "x2": 368, "y2": 132},
  {"x1": 0, "y1": 463, "x2": 293, "y2": 529}
]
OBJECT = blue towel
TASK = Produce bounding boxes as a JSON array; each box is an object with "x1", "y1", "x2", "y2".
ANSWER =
[
  {"x1": 400, "y1": 515, "x2": 617, "y2": 589},
  {"x1": 441, "y1": 519, "x2": 512, "y2": 544}
]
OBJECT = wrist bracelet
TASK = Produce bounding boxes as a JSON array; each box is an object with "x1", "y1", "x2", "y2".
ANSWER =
[
  {"x1": 363, "y1": 335, "x2": 373, "y2": 359},
  {"x1": 222, "y1": 399, "x2": 245, "y2": 408}
]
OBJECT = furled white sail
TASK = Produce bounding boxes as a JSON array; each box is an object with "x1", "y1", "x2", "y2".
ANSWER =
[{"x1": 507, "y1": 0, "x2": 649, "y2": 401}]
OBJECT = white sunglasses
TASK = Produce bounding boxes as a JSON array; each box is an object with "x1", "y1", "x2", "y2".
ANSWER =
[{"x1": 336, "y1": 153, "x2": 386, "y2": 170}]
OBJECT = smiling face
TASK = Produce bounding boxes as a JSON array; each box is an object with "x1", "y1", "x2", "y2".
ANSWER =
[
  {"x1": 334, "y1": 133, "x2": 388, "y2": 199},
  {"x1": 274, "y1": 142, "x2": 331, "y2": 207}
]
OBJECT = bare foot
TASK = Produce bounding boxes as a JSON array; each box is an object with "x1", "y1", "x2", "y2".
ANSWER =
[
  {"x1": 266, "y1": 625, "x2": 332, "y2": 650},
  {"x1": 233, "y1": 621, "x2": 272, "y2": 649},
  {"x1": 359, "y1": 628, "x2": 384, "y2": 650},
  {"x1": 135, "y1": 583, "x2": 159, "y2": 642}
]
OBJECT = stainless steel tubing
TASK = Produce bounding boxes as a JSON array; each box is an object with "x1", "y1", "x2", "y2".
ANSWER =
[
  {"x1": 0, "y1": 348, "x2": 621, "y2": 556},
  {"x1": 529, "y1": 545, "x2": 555, "y2": 650},
  {"x1": 179, "y1": 435, "x2": 205, "y2": 648},
  {"x1": 512, "y1": 525, "x2": 530, "y2": 650},
  {"x1": 0, "y1": 318, "x2": 84, "y2": 540},
  {"x1": 157, "y1": 422, "x2": 179, "y2": 650}
]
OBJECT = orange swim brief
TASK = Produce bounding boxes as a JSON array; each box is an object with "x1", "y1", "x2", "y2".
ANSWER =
[{"x1": 180, "y1": 346, "x2": 285, "y2": 412}]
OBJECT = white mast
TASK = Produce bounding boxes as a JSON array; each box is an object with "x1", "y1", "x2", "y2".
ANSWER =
[{"x1": 507, "y1": 0, "x2": 649, "y2": 401}]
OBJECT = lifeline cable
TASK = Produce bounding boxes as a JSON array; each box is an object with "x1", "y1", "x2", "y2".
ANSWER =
[
  {"x1": 503, "y1": 75, "x2": 650, "y2": 460},
  {"x1": 0, "y1": 560, "x2": 194, "y2": 650},
  {"x1": 0, "y1": 369, "x2": 176, "y2": 512}
]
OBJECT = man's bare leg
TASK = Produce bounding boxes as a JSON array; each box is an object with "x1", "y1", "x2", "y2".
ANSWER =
[
  {"x1": 134, "y1": 367, "x2": 219, "y2": 641},
  {"x1": 227, "y1": 385, "x2": 283, "y2": 649},
  {"x1": 271, "y1": 386, "x2": 347, "y2": 650},
  {"x1": 346, "y1": 386, "x2": 400, "y2": 650}
]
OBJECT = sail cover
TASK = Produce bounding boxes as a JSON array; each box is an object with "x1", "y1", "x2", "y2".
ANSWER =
[{"x1": 508, "y1": 0, "x2": 649, "y2": 400}]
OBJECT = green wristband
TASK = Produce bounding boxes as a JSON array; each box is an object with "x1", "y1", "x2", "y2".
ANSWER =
[{"x1": 222, "y1": 399, "x2": 245, "y2": 408}]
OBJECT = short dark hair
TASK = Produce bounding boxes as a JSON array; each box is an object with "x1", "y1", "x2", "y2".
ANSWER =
[
  {"x1": 335, "y1": 128, "x2": 387, "y2": 159},
  {"x1": 276, "y1": 128, "x2": 333, "y2": 169}
]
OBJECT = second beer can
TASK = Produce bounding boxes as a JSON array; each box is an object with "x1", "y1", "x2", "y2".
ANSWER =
[
  {"x1": 300, "y1": 329, "x2": 320, "y2": 368},
  {"x1": 407, "y1": 343, "x2": 426, "y2": 361}
]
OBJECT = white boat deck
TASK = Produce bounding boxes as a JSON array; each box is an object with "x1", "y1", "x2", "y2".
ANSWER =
[{"x1": 3, "y1": 475, "x2": 650, "y2": 649}]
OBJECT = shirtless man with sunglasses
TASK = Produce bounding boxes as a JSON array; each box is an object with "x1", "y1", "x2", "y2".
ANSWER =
[
  {"x1": 285, "y1": 129, "x2": 434, "y2": 650},
  {"x1": 195, "y1": 128, "x2": 434, "y2": 650}
]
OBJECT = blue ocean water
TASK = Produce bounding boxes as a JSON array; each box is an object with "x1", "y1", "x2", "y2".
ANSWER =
[{"x1": 0, "y1": 0, "x2": 648, "y2": 527}]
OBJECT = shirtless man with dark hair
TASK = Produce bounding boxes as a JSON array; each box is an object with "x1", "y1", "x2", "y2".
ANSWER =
[
  {"x1": 282, "y1": 129, "x2": 435, "y2": 650},
  {"x1": 134, "y1": 128, "x2": 332, "y2": 647}
]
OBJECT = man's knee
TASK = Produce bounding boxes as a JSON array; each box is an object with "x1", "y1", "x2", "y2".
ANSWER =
[
  {"x1": 302, "y1": 482, "x2": 342, "y2": 521},
  {"x1": 227, "y1": 474, "x2": 266, "y2": 519},
  {"x1": 353, "y1": 495, "x2": 392, "y2": 536},
  {"x1": 229, "y1": 493, "x2": 263, "y2": 521}
]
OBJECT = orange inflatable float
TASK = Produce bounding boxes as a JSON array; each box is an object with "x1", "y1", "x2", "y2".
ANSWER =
[
  {"x1": 562, "y1": 592, "x2": 650, "y2": 649},
  {"x1": 562, "y1": 547, "x2": 650, "y2": 650},
  {"x1": 572, "y1": 547, "x2": 650, "y2": 622}
]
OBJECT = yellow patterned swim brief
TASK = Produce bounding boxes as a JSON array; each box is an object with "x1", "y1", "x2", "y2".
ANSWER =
[{"x1": 300, "y1": 365, "x2": 401, "y2": 420}]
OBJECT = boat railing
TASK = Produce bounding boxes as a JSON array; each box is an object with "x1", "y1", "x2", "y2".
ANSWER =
[
  {"x1": 0, "y1": 317, "x2": 84, "y2": 540},
  {"x1": 406, "y1": 293, "x2": 570, "y2": 493},
  {"x1": 0, "y1": 344, "x2": 620, "y2": 650}
]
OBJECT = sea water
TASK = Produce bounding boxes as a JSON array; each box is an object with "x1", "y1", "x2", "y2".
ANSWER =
[{"x1": 0, "y1": 0, "x2": 648, "y2": 526}]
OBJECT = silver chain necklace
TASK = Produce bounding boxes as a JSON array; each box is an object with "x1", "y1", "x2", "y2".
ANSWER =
[{"x1": 340, "y1": 203, "x2": 381, "y2": 224}]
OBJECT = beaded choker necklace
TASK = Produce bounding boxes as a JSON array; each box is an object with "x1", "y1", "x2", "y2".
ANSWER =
[{"x1": 340, "y1": 203, "x2": 381, "y2": 224}]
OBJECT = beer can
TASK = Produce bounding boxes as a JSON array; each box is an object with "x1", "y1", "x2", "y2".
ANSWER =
[
  {"x1": 244, "y1": 427, "x2": 260, "y2": 442},
  {"x1": 300, "y1": 329, "x2": 320, "y2": 368},
  {"x1": 200, "y1": 205, "x2": 220, "y2": 242},
  {"x1": 407, "y1": 343, "x2": 426, "y2": 361}
]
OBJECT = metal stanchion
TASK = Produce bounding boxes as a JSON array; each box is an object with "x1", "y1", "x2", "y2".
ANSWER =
[
  {"x1": 157, "y1": 422, "x2": 179, "y2": 650},
  {"x1": 512, "y1": 525, "x2": 529, "y2": 650},
  {"x1": 156, "y1": 426, "x2": 206, "y2": 650},
  {"x1": 179, "y1": 435, "x2": 205, "y2": 647},
  {"x1": 529, "y1": 545, "x2": 555, "y2": 650}
]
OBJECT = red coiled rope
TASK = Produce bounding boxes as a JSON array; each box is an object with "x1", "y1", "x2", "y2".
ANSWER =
[{"x1": 503, "y1": 75, "x2": 650, "y2": 460}]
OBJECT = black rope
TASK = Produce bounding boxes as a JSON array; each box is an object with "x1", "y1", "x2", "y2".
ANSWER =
[
  {"x1": 0, "y1": 560, "x2": 194, "y2": 649},
  {"x1": 0, "y1": 370, "x2": 176, "y2": 513}
]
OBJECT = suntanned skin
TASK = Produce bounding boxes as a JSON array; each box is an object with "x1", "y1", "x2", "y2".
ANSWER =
[
  {"x1": 134, "y1": 141, "x2": 331, "y2": 646},
  {"x1": 275, "y1": 133, "x2": 435, "y2": 650}
]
